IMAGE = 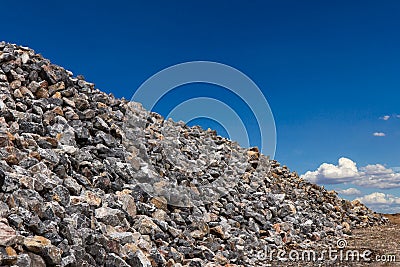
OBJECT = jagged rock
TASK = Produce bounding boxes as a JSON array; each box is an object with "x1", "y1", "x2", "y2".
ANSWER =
[
  {"x1": 125, "y1": 250, "x2": 152, "y2": 267},
  {"x1": 133, "y1": 215, "x2": 162, "y2": 235},
  {"x1": 43, "y1": 245, "x2": 62, "y2": 265},
  {"x1": 0, "y1": 219, "x2": 17, "y2": 246},
  {"x1": 63, "y1": 177, "x2": 82, "y2": 195},
  {"x1": 23, "y1": 236, "x2": 51, "y2": 253},
  {"x1": 95, "y1": 207, "x2": 124, "y2": 226},
  {"x1": 23, "y1": 236, "x2": 62, "y2": 265},
  {"x1": 108, "y1": 231, "x2": 134, "y2": 244},
  {"x1": 0, "y1": 168, "x2": 5, "y2": 188},
  {"x1": 60, "y1": 255, "x2": 75, "y2": 267},
  {"x1": 15, "y1": 253, "x2": 32, "y2": 267},
  {"x1": 117, "y1": 190, "x2": 137, "y2": 218},
  {"x1": 52, "y1": 185, "x2": 70, "y2": 207},
  {"x1": 105, "y1": 253, "x2": 130, "y2": 267},
  {"x1": 28, "y1": 252, "x2": 46, "y2": 267},
  {"x1": 0, "y1": 246, "x2": 18, "y2": 265}
]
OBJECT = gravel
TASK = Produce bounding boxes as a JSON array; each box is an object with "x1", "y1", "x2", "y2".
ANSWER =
[{"x1": 0, "y1": 42, "x2": 388, "y2": 266}]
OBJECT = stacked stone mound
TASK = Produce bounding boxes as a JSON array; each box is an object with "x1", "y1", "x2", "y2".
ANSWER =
[{"x1": 0, "y1": 42, "x2": 387, "y2": 267}]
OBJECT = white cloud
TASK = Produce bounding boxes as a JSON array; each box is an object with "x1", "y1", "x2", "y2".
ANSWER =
[
  {"x1": 357, "y1": 163, "x2": 400, "y2": 189},
  {"x1": 301, "y1": 158, "x2": 400, "y2": 189},
  {"x1": 337, "y1": 188, "x2": 362, "y2": 196},
  {"x1": 302, "y1": 157, "x2": 359, "y2": 184},
  {"x1": 356, "y1": 192, "x2": 400, "y2": 205},
  {"x1": 373, "y1": 132, "x2": 386, "y2": 137},
  {"x1": 355, "y1": 192, "x2": 400, "y2": 213},
  {"x1": 381, "y1": 115, "x2": 390, "y2": 121}
]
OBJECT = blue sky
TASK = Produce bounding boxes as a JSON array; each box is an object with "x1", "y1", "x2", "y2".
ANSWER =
[{"x1": 3, "y1": 0, "x2": 400, "y2": 212}]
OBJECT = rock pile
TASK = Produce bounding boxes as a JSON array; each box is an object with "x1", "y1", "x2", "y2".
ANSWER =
[{"x1": 0, "y1": 42, "x2": 387, "y2": 266}]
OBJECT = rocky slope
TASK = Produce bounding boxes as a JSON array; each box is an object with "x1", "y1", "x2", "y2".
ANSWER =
[{"x1": 0, "y1": 42, "x2": 388, "y2": 266}]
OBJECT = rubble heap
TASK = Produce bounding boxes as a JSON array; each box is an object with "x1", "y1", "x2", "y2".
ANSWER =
[{"x1": 0, "y1": 42, "x2": 387, "y2": 266}]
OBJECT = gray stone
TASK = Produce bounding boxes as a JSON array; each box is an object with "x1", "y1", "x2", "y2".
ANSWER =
[
  {"x1": 28, "y1": 252, "x2": 46, "y2": 267},
  {"x1": 0, "y1": 219, "x2": 17, "y2": 246},
  {"x1": 95, "y1": 207, "x2": 124, "y2": 226},
  {"x1": 38, "y1": 147, "x2": 60, "y2": 165},
  {"x1": 133, "y1": 215, "x2": 162, "y2": 235},
  {"x1": 108, "y1": 232, "x2": 134, "y2": 244},
  {"x1": 15, "y1": 253, "x2": 32, "y2": 267},
  {"x1": 52, "y1": 185, "x2": 71, "y2": 207},
  {"x1": 63, "y1": 177, "x2": 82, "y2": 195},
  {"x1": 60, "y1": 255, "x2": 76, "y2": 267},
  {"x1": 105, "y1": 253, "x2": 131, "y2": 267},
  {"x1": 126, "y1": 250, "x2": 152, "y2": 267}
]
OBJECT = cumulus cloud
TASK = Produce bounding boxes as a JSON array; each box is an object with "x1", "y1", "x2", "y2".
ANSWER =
[
  {"x1": 355, "y1": 192, "x2": 400, "y2": 213},
  {"x1": 356, "y1": 192, "x2": 400, "y2": 205},
  {"x1": 301, "y1": 158, "x2": 400, "y2": 189},
  {"x1": 373, "y1": 132, "x2": 386, "y2": 137},
  {"x1": 337, "y1": 188, "x2": 362, "y2": 196},
  {"x1": 302, "y1": 158, "x2": 359, "y2": 184},
  {"x1": 356, "y1": 164, "x2": 400, "y2": 189},
  {"x1": 381, "y1": 115, "x2": 390, "y2": 121}
]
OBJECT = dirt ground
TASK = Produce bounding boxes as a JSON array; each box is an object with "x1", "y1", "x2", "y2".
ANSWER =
[
  {"x1": 264, "y1": 214, "x2": 400, "y2": 267},
  {"x1": 343, "y1": 214, "x2": 400, "y2": 266}
]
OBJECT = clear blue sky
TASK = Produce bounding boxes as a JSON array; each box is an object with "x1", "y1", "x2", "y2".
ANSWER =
[{"x1": 3, "y1": 0, "x2": 400, "y2": 212}]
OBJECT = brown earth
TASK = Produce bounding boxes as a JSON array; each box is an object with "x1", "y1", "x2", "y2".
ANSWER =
[
  {"x1": 265, "y1": 214, "x2": 400, "y2": 267},
  {"x1": 343, "y1": 214, "x2": 400, "y2": 267},
  {"x1": 382, "y1": 214, "x2": 400, "y2": 225}
]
